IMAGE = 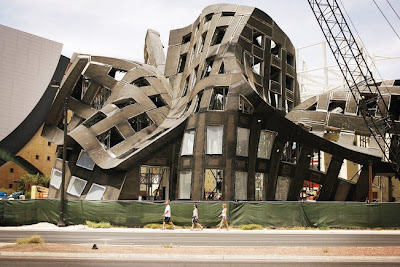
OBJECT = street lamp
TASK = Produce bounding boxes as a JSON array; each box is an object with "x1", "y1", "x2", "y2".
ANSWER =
[{"x1": 50, "y1": 80, "x2": 67, "y2": 227}]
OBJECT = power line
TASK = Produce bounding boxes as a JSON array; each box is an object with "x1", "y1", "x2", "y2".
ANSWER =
[
  {"x1": 387, "y1": 0, "x2": 400, "y2": 21},
  {"x1": 373, "y1": 0, "x2": 400, "y2": 40}
]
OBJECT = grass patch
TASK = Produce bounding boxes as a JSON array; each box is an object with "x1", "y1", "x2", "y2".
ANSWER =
[
  {"x1": 322, "y1": 248, "x2": 329, "y2": 253},
  {"x1": 239, "y1": 224, "x2": 264, "y2": 230},
  {"x1": 85, "y1": 221, "x2": 112, "y2": 228},
  {"x1": 16, "y1": 235, "x2": 44, "y2": 245},
  {"x1": 144, "y1": 223, "x2": 163, "y2": 229},
  {"x1": 317, "y1": 224, "x2": 330, "y2": 230}
]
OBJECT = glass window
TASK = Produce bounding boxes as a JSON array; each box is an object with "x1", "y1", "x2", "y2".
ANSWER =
[
  {"x1": 66, "y1": 176, "x2": 87, "y2": 197},
  {"x1": 271, "y1": 40, "x2": 281, "y2": 58},
  {"x1": 235, "y1": 171, "x2": 248, "y2": 200},
  {"x1": 179, "y1": 170, "x2": 192, "y2": 199},
  {"x1": 140, "y1": 166, "x2": 169, "y2": 200},
  {"x1": 178, "y1": 53, "x2": 187, "y2": 73},
  {"x1": 275, "y1": 176, "x2": 290, "y2": 200},
  {"x1": 76, "y1": 150, "x2": 96, "y2": 170},
  {"x1": 257, "y1": 130, "x2": 277, "y2": 159},
  {"x1": 207, "y1": 126, "x2": 223, "y2": 154},
  {"x1": 50, "y1": 169, "x2": 62, "y2": 189},
  {"x1": 85, "y1": 183, "x2": 106, "y2": 200},
  {"x1": 236, "y1": 128, "x2": 250, "y2": 157},
  {"x1": 204, "y1": 169, "x2": 223, "y2": 200},
  {"x1": 239, "y1": 95, "x2": 254, "y2": 114},
  {"x1": 210, "y1": 26, "x2": 227, "y2": 46},
  {"x1": 209, "y1": 87, "x2": 228, "y2": 110},
  {"x1": 201, "y1": 56, "x2": 214, "y2": 78},
  {"x1": 181, "y1": 130, "x2": 195, "y2": 156}
]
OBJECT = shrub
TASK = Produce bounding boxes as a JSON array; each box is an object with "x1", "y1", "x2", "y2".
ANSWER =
[
  {"x1": 239, "y1": 224, "x2": 264, "y2": 230},
  {"x1": 85, "y1": 221, "x2": 112, "y2": 228},
  {"x1": 16, "y1": 235, "x2": 44, "y2": 245}
]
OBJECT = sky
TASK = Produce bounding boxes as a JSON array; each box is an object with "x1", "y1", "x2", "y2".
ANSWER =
[{"x1": 0, "y1": 0, "x2": 399, "y2": 85}]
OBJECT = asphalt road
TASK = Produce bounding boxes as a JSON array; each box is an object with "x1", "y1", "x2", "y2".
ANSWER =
[{"x1": 1, "y1": 229, "x2": 400, "y2": 247}]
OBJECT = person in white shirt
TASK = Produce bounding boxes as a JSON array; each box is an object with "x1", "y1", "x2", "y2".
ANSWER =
[
  {"x1": 191, "y1": 204, "x2": 203, "y2": 230},
  {"x1": 162, "y1": 200, "x2": 175, "y2": 230},
  {"x1": 218, "y1": 203, "x2": 229, "y2": 229}
]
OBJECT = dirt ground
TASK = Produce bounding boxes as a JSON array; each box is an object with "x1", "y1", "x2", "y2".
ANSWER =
[{"x1": 1, "y1": 244, "x2": 400, "y2": 256}]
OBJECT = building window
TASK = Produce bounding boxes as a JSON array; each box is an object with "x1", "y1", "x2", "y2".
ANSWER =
[
  {"x1": 209, "y1": 87, "x2": 228, "y2": 111},
  {"x1": 182, "y1": 76, "x2": 190, "y2": 97},
  {"x1": 47, "y1": 142, "x2": 51, "y2": 147},
  {"x1": 235, "y1": 171, "x2": 248, "y2": 200},
  {"x1": 236, "y1": 128, "x2": 250, "y2": 157},
  {"x1": 50, "y1": 169, "x2": 62, "y2": 189},
  {"x1": 210, "y1": 26, "x2": 227, "y2": 46},
  {"x1": 35, "y1": 155, "x2": 39, "y2": 160},
  {"x1": 131, "y1": 77, "x2": 150, "y2": 87},
  {"x1": 287, "y1": 53, "x2": 294, "y2": 66},
  {"x1": 128, "y1": 113, "x2": 154, "y2": 133},
  {"x1": 108, "y1": 68, "x2": 126, "y2": 81},
  {"x1": 253, "y1": 31, "x2": 264, "y2": 48},
  {"x1": 149, "y1": 95, "x2": 166, "y2": 108},
  {"x1": 201, "y1": 56, "x2": 214, "y2": 78},
  {"x1": 271, "y1": 40, "x2": 281, "y2": 58},
  {"x1": 219, "y1": 61, "x2": 225, "y2": 74},
  {"x1": 191, "y1": 67, "x2": 198, "y2": 90},
  {"x1": 181, "y1": 130, "x2": 195, "y2": 156},
  {"x1": 195, "y1": 91, "x2": 203, "y2": 113},
  {"x1": 91, "y1": 86, "x2": 112, "y2": 110},
  {"x1": 206, "y1": 126, "x2": 223, "y2": 154},
  {"x1": 286, "y1": 75, "x2": 294, "y2": 91},
  {"x1": 8, "y1": 184, "x2": 13, "y2": 189},
  {"x1": 252, "y1": 57, "x2": 262, "y2": 76},
  {"x1": 255, "y1": 173, "x2": 264, "y2": 201},
  {"x1": 178, "y1": 53, "x2": 187, "y2": 73},
  {"x1": 96, "y1": 127, "x2": 125, "y2": 149},
  {"x1": 182, "y1": 33, "x2": 191, "y2": 44},
  {"x1": 328, "y1": 100, "x2": 346, "y2": 114},
  {"x1": 285, "y1": 100, "x2": 293, "y2": 113},
  {"x1": 205, "y1": 13, "x2": 213, "y2": 22},
  {"x1": 9, "y1": 168, "x2": 14, "y2": 173},
  {"x1": 204, "y1": 169, "x2": 223, "y2": 200},
  {"x1": 47, "y1": 156, "x2": 51, "y2": 161},
  {"x1": 269, "y1": 91, "x2": 279, "y2": 108},
  {"x1": 198, "y1": 32, "x2": 207, "y2": 54},
  {"x1": 67, "y1": 176, "x2": 87, "y2": 197},
  {"x1": 140, "y1": 166, "x2": 169, "y2": 200},
  {"x1": 239, "y1": 95, "x2": 254, "y2": 114},
  {"x1": 179, "y1": 170, "x2": 192, "y2": 199},
  {"x1": 114, "y1": 98, "x2": 136, "y2": 109},
  {"x1": 76, "y1": 150, "x2": 96, "y2": 170},
  {"x1": 84, "y1": 112, "x2": 107, "y2": 128},
  {"x1": 257, "y1": 130, "x2": 277, "y2": 159},
  {"x1": 189, "y1": 44, "x2": 196, "y2": 66},
  {"x1": 222, "y1": 12, "x2": 235, "y2": 17},
  {"x1": 270, "y1": 66, "x2": 280, "y2": 83},
  {"x1": 85, "y1": 183, "x2": 106, "y2": 200}
]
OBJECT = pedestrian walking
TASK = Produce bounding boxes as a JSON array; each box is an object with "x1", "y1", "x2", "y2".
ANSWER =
[
  {"x1": 191, "y1": 204, "x2": 203, "y2": 230},
  {"x1": 162, "y1": 200, "x2": 175, "y2": 230},
  {"x1": 218, "y1": 203, "x2": 229, "y2": 229}
]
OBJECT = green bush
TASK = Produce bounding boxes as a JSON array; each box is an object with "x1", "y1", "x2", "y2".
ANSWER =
[
  {"x1": 239, "y1": 224, "x2": 264, "y2": 230},
  {"x1": 85, "y1": 221, "x2": 112, "y2": 228},
  {"x1": 16, "y1": 235, "x2": 44, "y2": 245}
]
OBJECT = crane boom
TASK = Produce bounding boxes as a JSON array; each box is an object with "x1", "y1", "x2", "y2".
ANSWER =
[{"x1": 308, "y1": 0, "x2": 400, "y2": 175}]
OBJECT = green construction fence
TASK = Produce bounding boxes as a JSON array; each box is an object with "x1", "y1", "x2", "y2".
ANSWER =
[{"x1": 0, "y1": 200, "x2": 399, "y2": 228}]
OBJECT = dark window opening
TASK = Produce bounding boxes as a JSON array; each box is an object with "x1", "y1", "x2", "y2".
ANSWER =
[
  {"x1": 222, "y1": 12, "x2": 235, "y2": 17},
  {"x1": 328, "y1": 100, "x2": 346, "y2": 114},
  {"x1": 394, "y1": 80, "x2": 400, "y2": 86},
  {"x1": 114, "y1": 98, "x2": 136, "y2": 109},
  {"x1": 282, "y1": 141, "x2": 297, "y2": 163},
  {"x1": 286, "y1": 76, "x2": 294, "y2": 91},
  {"x1": 182, "y1": 33, "x2": 191, "y2": 44},
  {"x1": 199, "y1": 32, "x2": 207, "y2": 54},
  {"x1": 178, "y1": 53, "x2": 187, "y2": 73},
  {"x1": 191, "y1": 67, "x2": 198, "y2": 89},
  {"x1": 239, "y1": 95, "x2": 254, "y2": 114},
  {"x1": 209, "y1": 87, "x2": 228, "y2": 111},
  {"x1": 8, "y1": 184, "x2": 13, "y2": 189},
  {"x1": 252, "y1": 57, "x2": 262, "y2": 75},
  {"x1": 270, "y1": 66, "x2": 280, "y2": 83},
  {"x1": 108, "y1": 68, "x2": 126, "y2": 81},
  {"x1": 253, "y1": 31, "x2": 263, "y2": 48},
  {"x1": 131, "y1": 77, "x2": 150, "y2": 87},
  {"x1": 84, "y1": 112, "x2": 107, "y2": 128},
  {"x1": 128, "y1": 113, "x2": 154, "y2": 132},
  {"x1": 307, "y1": 103, "x2": 317, "y2": 111},
  {"x1": 47, "y1": 142, "x2": 51, "y2": 147},
  {"x1": 9, "y1": 168, "x2": 13, "y2": 173},
  {"x1": 269, "y1": 91, "x2": 279, "y2": 108},
  {"x1": 56, "y1": 113, "x2": 66, "y2": 131},
  {"x1": 96, "y1": 127, "x2": 125, "y2": 149},
  {"x1": 218, "y1": 61, "x2": 225, "y2": 74},
  {"x1": 287, "y1": 53, "x2": 294, "y2": 66},
  {"x1": 285, "y1": 100, "x2": 294, "y2": 113},
  {"x1": 91, "y1": 86, "x2": 112, "y2": 110},
  {"x1": 358, "y1": 94, "x2": 378, "y2": 116},
  {"x1": 57, "y1": 147, "x2": 72, "y2": 161},
  {"x1": 35, "y1": 155, "x2": 39, "y2": 160},
  {"x1": 182, "y1": 76, "x2": 190, "y2": 97},
  {"x1": 71, "y1": 75, "x2": 83, "y2": 100},
  {"x1": 195, "y1": 91, "x2": 203, "y2": 113},
  {"x1": 47, "y1": 156, "x2": 51, "y2": 161},
  {"x1": 390, "y1": 95, "x2": 400, "y2": 120},
  {"x1": 189, "y1": 44, "x2": 196, "y2": 65},
  {"x1": 149, "y1": 95, "x2": 166, "y2": 108},
  {"x1": 205, "y1": 13, "x2": 213, "y2": 22},
  {"x1": 210, "y1": 26, "x2": 227, "y2": 46},
  {"x1": 201, "y1": 57, "x2": 214, "y2": 79},
  {"x1": 271, "y1": 40, "x2": 280, "y2": 58}
]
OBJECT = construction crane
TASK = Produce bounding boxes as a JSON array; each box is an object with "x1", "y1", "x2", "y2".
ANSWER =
[{"x1": 307, "y1": 0, "x2": 400, "y2": 178}]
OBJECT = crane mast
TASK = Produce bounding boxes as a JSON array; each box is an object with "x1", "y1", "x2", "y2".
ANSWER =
[{"x1": 308, "y1": 0, "x2": 400, "y2": 175}]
